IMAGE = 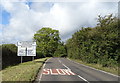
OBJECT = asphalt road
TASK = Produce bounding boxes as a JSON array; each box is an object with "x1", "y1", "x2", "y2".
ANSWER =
[{"x1": 35, "y1": 57, "x2": 120, "y2": 83}]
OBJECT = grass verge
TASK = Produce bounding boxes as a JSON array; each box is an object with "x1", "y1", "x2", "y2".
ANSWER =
[
  {"x1": 1, "y1": 57, "x2": 49, "y2": 82},
  {"x1": 68, "y1": 58, "x2": 119, "y2": 76}
]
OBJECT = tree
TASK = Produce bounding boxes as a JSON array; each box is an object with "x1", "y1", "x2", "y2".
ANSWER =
[
  {"x1": 66, "y1": 14, "x2": 119, "y2": 67},
  {"x1": 97, "y1": 14, "x2": 115, "y2": 27},
  {"x1": 54, "y1": 42, "x2": 67, "y2": 57},
  {"x1": 34, "y1": 27, "x2": 60, "y2": 57}
]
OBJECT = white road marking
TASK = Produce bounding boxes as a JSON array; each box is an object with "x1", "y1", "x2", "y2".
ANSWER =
[
  {"x1": 58, "y1": 58, "x2": 71, "y2": 70},
  {"x1": 38, "y1": 58, "x2": 51, "y2": 83},
  {"x1": 42, "y1": 69, "x2": 76, "y2": 75},
  {"x1": 59, "y1": 57, "x2": 89, "y2": 83},
  {"x1": 56, "y1": 69, "x2": 66, "y2": 75},
  {"x1": 63, "y1": 69, "x2": 76, "y2": 75},
  {"x1": 42, "y1": 69, "x2": 50, "y2": 75},
  {"x1": 67, "y1": 58, "x2": 120, "y2": 78},
  {"x1": 40, "y1": 58, "x2": 89, "y2": 82},
  {"x1": 58, "y1": 59, "x2": 62, "y2": 63},
  {"x1": 60, "y1": 58, "x2": 89, "y2": 81},
  {"x1": 62, "y1": 63, "x2": 71, "y2": 70},
  {"x1": 50, "y1": 69, "x2": 59, "y2": 75},
  {"x1": 77, "y1": 75, "x2": 90, "y2": 83}
]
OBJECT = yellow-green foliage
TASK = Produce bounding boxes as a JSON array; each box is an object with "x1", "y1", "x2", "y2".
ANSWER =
[{"x1": 34, "y1": 27, "x2": 60, "y2": 57}]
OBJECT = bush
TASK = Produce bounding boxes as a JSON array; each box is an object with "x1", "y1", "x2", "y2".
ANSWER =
[
  {"x1": 2, "y1": 44, "x2": 20, "y2": 69},
  {"x1": 66, "y1": 14, "x2": 119, "y2": 68},
  {"x1": 2, "y1": 44, "x2": 44, "y2": 69},
  {"x1": 54, "y1": 43, "x2": 67, "y2": 57}
]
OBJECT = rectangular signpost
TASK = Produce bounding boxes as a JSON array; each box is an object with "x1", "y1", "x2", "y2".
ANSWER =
[{"x1": 17, "y1": 41, "x2": 36, "y2": 63}]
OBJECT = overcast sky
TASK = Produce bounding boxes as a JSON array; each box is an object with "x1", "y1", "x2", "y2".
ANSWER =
[{"x1": 0, "y1": 0, "x2": 118, "y2": 44}]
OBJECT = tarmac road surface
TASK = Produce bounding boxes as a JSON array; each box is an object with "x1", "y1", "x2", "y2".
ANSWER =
[{"x1": 35, "y1": 57, "x2": 120, "y2": 83}]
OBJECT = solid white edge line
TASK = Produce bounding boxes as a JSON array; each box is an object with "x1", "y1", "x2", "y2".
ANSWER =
[
  {"x1": 77, "y1": 75, "x2": 90, "y2": 83},
  {"x1": 38, "y1": 58, "x2": 52, "y2": 83},
  {"x1": 67, "y1": 58, "x2": 120, "y2": 78}
]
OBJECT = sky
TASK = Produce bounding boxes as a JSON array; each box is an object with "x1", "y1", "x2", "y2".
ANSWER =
[{"x1": 0, "y1": 0, "x2": 118, "y2": 44}]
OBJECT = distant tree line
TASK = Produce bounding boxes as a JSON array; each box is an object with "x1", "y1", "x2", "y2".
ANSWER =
[{"x1": 66, "y1": 14, "x2": 120, "y2": 67}]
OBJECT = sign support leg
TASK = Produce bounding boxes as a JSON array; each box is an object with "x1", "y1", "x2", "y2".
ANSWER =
[
  {"x1": 21, "y1": 56, "x2": 23, "y2": 63},
  {"x1": 32, "y1": 56, "x2": 34, "y2": 61}
]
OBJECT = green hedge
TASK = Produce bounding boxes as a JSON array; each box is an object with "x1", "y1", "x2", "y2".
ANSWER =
[
  {"x1": 66, "y1": 14, "x2": 120, "y2": 67},
  {"x1": 1, "y1": 44, "x2": 44, "y2": 69}
]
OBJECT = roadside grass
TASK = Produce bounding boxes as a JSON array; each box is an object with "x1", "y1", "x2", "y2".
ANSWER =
[
  {"x1": 1, "y1": 57, "x2": 49, "y2": 82},
  {"x1": 68, "y1": 58, "x2": 119, "y2": 76}
]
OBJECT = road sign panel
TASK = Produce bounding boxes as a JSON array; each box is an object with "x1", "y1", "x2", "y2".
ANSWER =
[{"x1": 17, "y1": 41, "x2": 36, "y2": 56}]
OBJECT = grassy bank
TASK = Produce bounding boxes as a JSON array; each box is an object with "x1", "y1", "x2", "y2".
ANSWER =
[
  {"x1": 69, "y1": 58, "x2": 119, "y2": 76},
  {"x1": 1, "y1": 57, "x2": 49, "y2": 82}
]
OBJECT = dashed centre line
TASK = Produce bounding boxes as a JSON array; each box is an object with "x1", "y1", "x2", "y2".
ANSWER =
[
  {"x1": 77, "y1": 75, "x2": 90, "y2": 83},
  {"x1": 40, "y1": 58, "x2": 89, "y2": 83},
  {"x1": 58, "y1": 58, "x2": 70, "y2": 70},
  {"x1": 58, "y1": 58, "x2": 89, "y2": 82},
  {"x1": 62, "y1": 64, "x2": 71, "y2": 70},
  {"x1": 58, "y1": 59, "x2": 62, "y2": 63}
]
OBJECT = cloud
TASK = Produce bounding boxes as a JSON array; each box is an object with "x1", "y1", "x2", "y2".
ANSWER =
[{"x1": 1, "y1": 1, "x2": 118, "y2": 43}]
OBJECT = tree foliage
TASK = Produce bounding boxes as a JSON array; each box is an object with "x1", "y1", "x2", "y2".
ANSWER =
[
  {"x1": 54, "y1": 42, "x2": 67, "y2": 57},
  {"x1": 66, "y1": 14, "x2": 120, "y2": 67},
  {"x1": 34, "y1": 27, "x2": 60, "y2": 57}
]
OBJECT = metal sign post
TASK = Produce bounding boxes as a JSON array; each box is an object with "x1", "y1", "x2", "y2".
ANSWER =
[
  {"x1": 21, "y1": 56, "x2": 23, "y2": 63},
  {"x1": 26, "y1": 47, "x2": 27, "y2": 56},
  {"x1": 32, "y1": 56, "x2": 34, "y2": 61}
]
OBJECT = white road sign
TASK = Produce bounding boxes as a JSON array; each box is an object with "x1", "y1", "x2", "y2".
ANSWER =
[{"x1": 17, "y1": 41, "x2": 36, "y2": 56}]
